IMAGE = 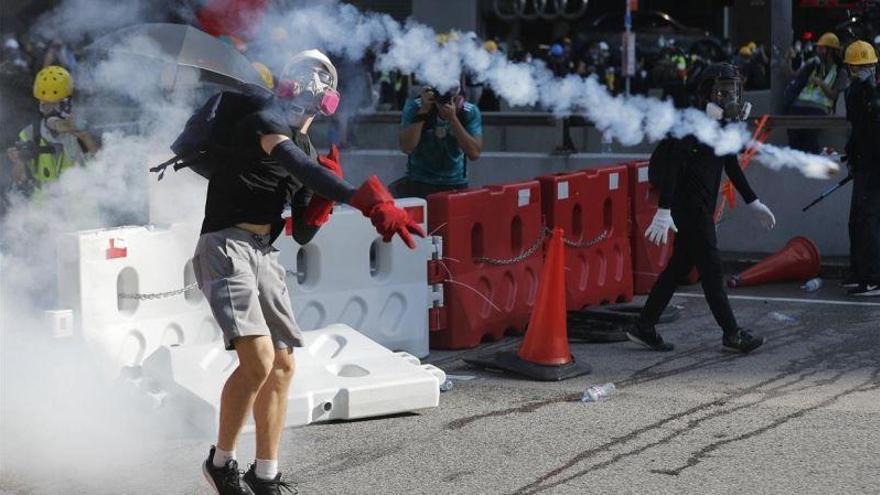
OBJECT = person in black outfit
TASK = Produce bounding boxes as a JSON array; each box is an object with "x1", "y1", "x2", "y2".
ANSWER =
[
  {"x1": 627, "y1": 63, "x2": 776, "y2": 354},
  {"x1": 841, "y1": 41, "x2": 880, "y2": 296},
  {"x1": 196, "y1": 50, "x2": 425, "y2": 495}
]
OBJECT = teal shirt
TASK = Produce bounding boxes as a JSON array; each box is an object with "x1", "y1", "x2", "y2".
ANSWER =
[{"x1": 401, "y1": 98, "x2": 482, "y2": 185}]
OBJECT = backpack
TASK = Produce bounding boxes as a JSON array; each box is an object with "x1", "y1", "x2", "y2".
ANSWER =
[
  {"x1": 151, "y1": 90, "x2": 270, "y2": 180},
  {"x1": 648, "y1": 137, "x2": 676, "y2": 188}
]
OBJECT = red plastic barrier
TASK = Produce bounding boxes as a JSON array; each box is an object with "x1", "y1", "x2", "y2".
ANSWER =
[
  {"x1": 427, "y1": 181, "x2": 544, "y2": 349},
  {"x1": 627, "y1": 161, "x2": 675, "y2": 294},
  {"x1": 538, "y1": 165, "x2": 633, "y2": 309}
]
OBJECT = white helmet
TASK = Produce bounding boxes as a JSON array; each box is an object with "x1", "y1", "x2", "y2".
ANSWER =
[{"x1": 276, "y1": 49, "x2": 340, "y2": 116}]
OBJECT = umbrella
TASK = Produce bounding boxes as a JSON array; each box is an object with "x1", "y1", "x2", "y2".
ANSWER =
[{"x1": 85, "y1": 23, "x2": 272, "y2": 96}]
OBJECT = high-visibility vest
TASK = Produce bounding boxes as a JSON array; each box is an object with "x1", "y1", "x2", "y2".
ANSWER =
[
  {"x1": 796, "y1": 63, "x2": 838, "y2": 113},
  {"x1": 17, "y1": 123, "x2": 78, "y2": 184}
]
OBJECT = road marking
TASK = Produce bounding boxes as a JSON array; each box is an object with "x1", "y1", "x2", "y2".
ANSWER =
[{"x1": 674, "y1": 292, "x2": 880, "y2": 307}]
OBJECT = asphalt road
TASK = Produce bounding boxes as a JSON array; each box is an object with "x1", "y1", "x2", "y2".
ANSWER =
[{"x1": 2, "y1": 283, "x2": 879, "y2": 494}]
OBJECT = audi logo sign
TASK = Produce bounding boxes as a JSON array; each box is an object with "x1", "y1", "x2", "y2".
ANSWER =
[{"x1": 493, "y1": 0, "x2": 590, "y2": 21}]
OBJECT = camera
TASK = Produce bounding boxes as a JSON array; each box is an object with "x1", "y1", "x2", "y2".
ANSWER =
[{"x1": 426, "y1": 86, "x2": 457, "y2": 105}]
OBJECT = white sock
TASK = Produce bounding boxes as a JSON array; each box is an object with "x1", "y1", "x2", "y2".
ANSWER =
[
  {"x1": 255, "y1": 458, "x2": 278, "y2": 480},
  {"x1": 212, "y1": 446, "x2": 236, "y2": 468}
]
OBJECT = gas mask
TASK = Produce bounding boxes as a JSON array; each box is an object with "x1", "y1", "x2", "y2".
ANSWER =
[
  {"x1": 276, "y1": 49, "x2": 340, "y2": 117},
  {"x1": 705, "y1": 77, "x2": 751, "y2": 122},
  {"x1": 39, "y1": 97, "x2": 72, "y2": 120}
]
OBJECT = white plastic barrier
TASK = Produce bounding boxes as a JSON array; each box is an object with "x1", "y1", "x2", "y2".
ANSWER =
[
  {"x1": 140, "y1": 324, "x2": 445, "y2": 434},
  {"x1": 56, "y1": 223, "x2": 218, "y2": 372},
  {"x1": 279, "y1": 199, "x2": 432, "y2": 358}
]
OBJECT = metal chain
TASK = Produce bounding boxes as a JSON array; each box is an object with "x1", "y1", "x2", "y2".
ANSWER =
[
  {"x1": 474, "y1": 227, "x2": 551, "y2": 266},
  {"x1": 473, "y1": 226, "x2": 610, "y2": 266},
  {"x1": 118, "y1": 282, "x2": 199, "y2": 301},
  {"x1": 562, "y1": 229, "x2": 609, "y2": 249}
]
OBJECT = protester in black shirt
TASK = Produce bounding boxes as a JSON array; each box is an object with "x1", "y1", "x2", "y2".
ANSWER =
[
  {"x1": 627, "y1": 63, "x2": 776, "y2": 354},
  {"x1": 196, "y1": 50, "x2": 424, "y2": 495},
  {"x1": 841, "y1": 41, "x2": 880, "y2": 296}
]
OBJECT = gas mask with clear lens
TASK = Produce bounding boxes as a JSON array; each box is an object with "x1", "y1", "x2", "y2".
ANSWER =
[
  {"x1": 277, "y1": 50, "x2": 340, "y2": 118},
  {"x1": 705, "y1": 77, "x2": 750, "y2": 121},
  {"x1": 277, "y1": 66, "x2": 339, "y2": 117},
  {"x1": 39, "y1": 97, "x2": 72, "y2": 120}
]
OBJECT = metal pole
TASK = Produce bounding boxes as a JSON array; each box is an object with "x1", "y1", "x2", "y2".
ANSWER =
[
  {"x1": 625, "y1": 0, "x2": 632, "y2": 96},
  {"x1": 770, "y1": 0, "x2": 792, "y2": 114}
]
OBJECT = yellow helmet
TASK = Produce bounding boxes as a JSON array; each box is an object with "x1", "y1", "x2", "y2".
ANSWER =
[
  {"x1": 252, "y1": 61, "x2": 274, "y2": 89},
  {"x1": 817, "y1": 32, "x2": 840, "y2": 49},
  {"x1": 33, "y1": 65, "x2": 73, "y2": 102},
  {"x1": 845, "y1": 40, "x2": 878, "y2": 65},
  {"x1": 739, "y1": 45, "x2": 753, "y2": 57},
  {"x1": 483, "y1": 40, "x2": 498, "y2": 53}
]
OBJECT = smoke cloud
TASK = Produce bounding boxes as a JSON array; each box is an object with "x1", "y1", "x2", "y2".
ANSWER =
[{"x1": 1, "y1": 2, "x2": 206, "y2": 488}]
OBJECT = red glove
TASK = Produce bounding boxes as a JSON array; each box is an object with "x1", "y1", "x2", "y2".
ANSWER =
[
  {"x1": 303, "y1": 145, "x2": 343, "y2": 226},
  {"x1": 349, "y1": 175, "x2": 426, "y2": 249}
]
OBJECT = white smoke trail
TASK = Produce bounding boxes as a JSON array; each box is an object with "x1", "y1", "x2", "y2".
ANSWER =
[{"x1": 246, "y1": 0, "x2": 837, "y2": 178}]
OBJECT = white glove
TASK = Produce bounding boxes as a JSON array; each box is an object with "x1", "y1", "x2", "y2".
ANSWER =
[
  {"x1": 645, "y1": 208, "x2": 677, "y2": 245},
  {"x1": 748, "y1": 199, "x2": 776, "y2": 230}
]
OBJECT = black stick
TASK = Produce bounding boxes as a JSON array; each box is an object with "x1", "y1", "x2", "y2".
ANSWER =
[{"x1": 802, "y1": 175, "x2": 853, "y2": 212}]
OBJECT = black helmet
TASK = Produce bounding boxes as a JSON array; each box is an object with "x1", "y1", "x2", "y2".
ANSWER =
[{"x1": 694, "y1": 63, "x2": 746, "y2": 120}]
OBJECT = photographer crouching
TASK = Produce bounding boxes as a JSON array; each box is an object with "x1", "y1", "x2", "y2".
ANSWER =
[{"x1": 393, "y1": 84, "x2": 483, "y2": 198}]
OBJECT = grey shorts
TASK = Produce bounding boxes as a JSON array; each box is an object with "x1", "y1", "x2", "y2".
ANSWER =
[{"x1": 193, "y1": 227, "x2": 303, "y2": 351}]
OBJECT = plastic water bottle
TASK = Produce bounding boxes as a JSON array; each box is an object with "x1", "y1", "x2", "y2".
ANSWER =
[
  {"x1": 801, "y1": 277, "x2": 823, "y2": 292},
  {"x1": 439, "y1": 378, "x2": 454, "y2": 392},
  {"x1": 581, "y1": 383, "x2": 616, "y2": 402}
]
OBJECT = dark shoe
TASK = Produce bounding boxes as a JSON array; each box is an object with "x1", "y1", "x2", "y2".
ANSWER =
[
  {"x1": 847, "y1": 283, "x2": 880, "y2": 297},
  {"x1": 243, "y1": 464, "x2": 297, "y2": 495},
  {"x1": 626, "y1": 326, "x2": 675, "y2": 352},
  {"x1": 722, "y1": 329, "x2": 765, "y2": 354},
  {"x1": 203, "y1": 446, "x2": 253, "y2": 495}
]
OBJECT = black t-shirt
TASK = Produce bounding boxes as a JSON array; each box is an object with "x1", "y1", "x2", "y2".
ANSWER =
[
  {"x1": 201, "y1": 104, "x2": 316, "y2": 238},
  {"x1": 845, "y1": 79, "x2": 880, "y2": 190},
  {"x1": 658, "y1": 136, "x2": 757, "y2": 214}
]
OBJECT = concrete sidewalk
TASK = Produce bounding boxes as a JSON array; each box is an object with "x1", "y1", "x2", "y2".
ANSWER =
[{"x1": 2, "y1": 283, "x2": 879, "y2": 494}]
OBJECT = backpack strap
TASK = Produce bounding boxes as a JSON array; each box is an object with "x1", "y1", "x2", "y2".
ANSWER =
[{"x1": 149, "y1": 150, "x2": 203, "y2": 180}]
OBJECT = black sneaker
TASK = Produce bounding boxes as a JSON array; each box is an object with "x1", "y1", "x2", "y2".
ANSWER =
[
  {"x1": 626, "y1": 326, "x2": 675, "y2": 352},
  {"x1": 722, "y1": 329, "x2": 765, "y2": 354},
  {"x1": 243, "y1": 464, "x2": 297, "y2": 495},
  {"x1": 203, "y1": 446, "x2": 253, "y2": 495},
  {"x1": 847, "y1": 283, "x2": 880, "y2": 297}
]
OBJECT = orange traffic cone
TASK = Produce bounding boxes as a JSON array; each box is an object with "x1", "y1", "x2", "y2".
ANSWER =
[
  {"x1": 465, "y1": 228, "x2": 592, "y2": 381},
  {"x1": 728, "y1": 236, "x2": 821, "y2": 288}
]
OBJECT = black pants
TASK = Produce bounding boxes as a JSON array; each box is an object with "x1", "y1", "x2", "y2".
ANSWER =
[
  {"x1": 388, "y1": 177, "x2": 468, "y2": 200},
  {"x1": 848, "y1": 176, "x2": 880, "y2": 284},
  {"x1": 638, "y1": 208, "x2": 739, "y2": 336}
]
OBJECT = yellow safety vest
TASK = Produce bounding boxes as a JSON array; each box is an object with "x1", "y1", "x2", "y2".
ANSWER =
[
  {"x1": 18, "y1": 124, "x2": 78, "y2": 184},
  {"x1": 796, "y1": 64, "x2": 838, "y2": 113}
]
